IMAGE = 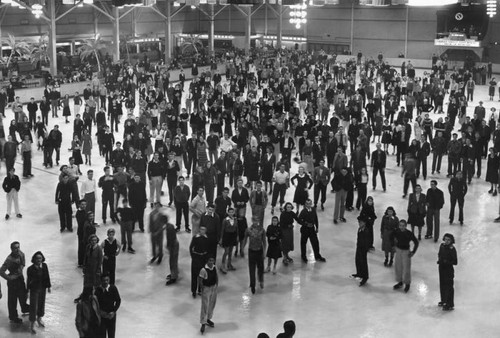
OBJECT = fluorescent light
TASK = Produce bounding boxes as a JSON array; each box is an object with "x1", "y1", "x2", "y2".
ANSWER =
[{"x1": 408, "y1": 0, "x2": 457, "y2": 6}]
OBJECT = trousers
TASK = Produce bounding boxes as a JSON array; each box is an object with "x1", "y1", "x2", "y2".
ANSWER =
[
  {"x1": 120, "y1": 220, "x2": 133, "y2": 247},
  {"x1": 175, "y1": 202, "x2": 189, "y2": 228},
  {"x1": 271, "y1": 183, "x2": 287, "y2": 207},
  {"x1": 439, "y1": 265, "x2": 455, "y2": 307},
  {"x1": 191, "y1": 254, "x2": 206, "y2": 293},
  {"x1": 7, "y1": 278, "x2": 29, "y2": 320},
  {"x1": 449, "y1": 195, "x2": 464, "y2": 223},
  {"x1": 149, "y1": 176, "x2": 163, "y2": 203},
  {"x1": 355, "y1": 247, "x2": 369, "y2": 279},
  {"x1": 394, "y1": 248, "x2": 412, "y2": 284},
  {"x1": 313, "y1": 182, "x2": 327, "y2": 205},
  {"x1": 426, "y1": 208, "x2": 441, "y2": 240},
  {"x1": 58, "y1": 202, "x2": 73, "y2": 231},
  {"x1": 168, "y1": 241, "x2": 179, "y2": 280},
  {"x1": 200, "y1": 284, "x2": 217, "y2": 325},
  {"x1": 248, "y1": 249, "x2": 264, "y2": 288},
  {"x1": 6, "y1": 190, "x2": 20, "y2": 215},
  {"x1": 300, "y1": 226, "x2": 321, "y2": 259},
  {"x1": 334, "y1": 189, "x2": 347, "y2": 220},
  {"x1": 372, "y1": 167, "x2": 386, "y2": 190}
]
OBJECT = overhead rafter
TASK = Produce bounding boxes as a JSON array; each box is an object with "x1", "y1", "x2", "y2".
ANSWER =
[
  {"x1": 89, "y1": 2, "x2": 114, "y2": 20},
  {"x1": 55, "y1": 0, "x2": 84, "y2": 21}
]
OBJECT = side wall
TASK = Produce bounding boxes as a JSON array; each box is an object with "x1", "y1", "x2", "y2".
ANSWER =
[{"x1": 1, "y1": 4, "x2": 499, "y2": 62}]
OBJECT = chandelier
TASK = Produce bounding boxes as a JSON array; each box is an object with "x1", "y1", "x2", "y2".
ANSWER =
[{"x1": 289, "y1": 0, "x2": 307, "y2": 30}]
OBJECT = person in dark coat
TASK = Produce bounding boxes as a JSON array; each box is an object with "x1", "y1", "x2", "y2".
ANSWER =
[
  {"x1": 83, "y1": 234, "x2": 103, "y2": 289},
  {"x1": 407, "y1": 184, "x2": 426, "y2": 240},
  {"x1": 0, "y1": 241, "x2": 29, "y2": 324},
  {"x1": 245, "y1": 146, "x2": 261, "y2": 189},
  {"x1": 448, "y1": 171, "x2": 467, "y2": 225},
  {"x1": 260, "y1": 147, "x2": 276, "y2": 193},
  {"x1": 189, "y1": 226, "x2": 209, "y2": 298},
  {"x1": 200, "y1": 204, "x2": 221, "y2": 260},
  {"x1": 128, "y1": 174, "x2": 147, "y2": 232},
  {"x1": 55, "y1": 174, "x2": 77, "y2": 232},
  {"x1": 26, "y1": 251, "x2": 51, "y2": 334},
  {"x1": 352, "y1": 216, "x2": 371, "y2": 286},
  {"x1": 3, "y1": 135, "x2": 18, "y2": 172},
  {"x1": 359, "y1": 196, "x2": 377, "y2": 250},
  {"x1": 371, "y1": 143, "x2": 386, "y2": 191},
  {"x1": 431, "y1": 131, "x2": 447, "y2": 174},
  {"x1": 417, "y1": 135, "x2": 431, "y2": 180},
  {"x1": 438, "y1": 233, "x2": 457, "y2": 311},
  {"x1": 265, "y1": 216, "x2": 282, "y2": 274},
  {"x1": 332, "y1": 167, "x2": 353, "y2": 223},
  {"x1": 380, "y1": 206, "x2": 399, "y2": 267},
  {"x1": 101, "y1": 228, "x2": 120, "y2": 285},
  {"x1": 75, "y1": 287, "x2": 101, "y2": 338},
  {"x1": 76, "y1": 200, "x2": 88, "y2": 267},
  {"x1": 297, "y1": 199, "x2": 326, "y2": 263},
  {"x1": 95, "y1": 274, "x2": 121, "y2": 338},
  {"x1": 425, "y1": 180, "x2": 445, "y2": 242},
  {"x1": 486, "y1": 147, "x2": 499, "y2": 195}
]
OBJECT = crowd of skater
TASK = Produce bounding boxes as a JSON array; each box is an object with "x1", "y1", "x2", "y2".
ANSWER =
[{"x1": 1, "y1": 47, "x2": 498, "y2": 336}]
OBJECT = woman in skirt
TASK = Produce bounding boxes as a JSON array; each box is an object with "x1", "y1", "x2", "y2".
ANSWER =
[
  {"x1": 291, "y1": 166, "x2": 313, "y2": 212},
  {"x1": 279, "y1": 202, "x2": 299, "y2": 265},
  {"x1": 381, "y1": 119, "x2": 392, "y2": 154},
  {"x1": 359, "y1": 196, "x2": 377, "y2": 250},
  {"x1": 69, "y1": 134, "x2": 83, "y2": 175},
  {"x1": 62, "y1": 94, "x2": 71, "y2": 123},
  {"x1": 81, "y1": 128, "x2": 92, "y2": 166},
  {"x1": 219, "y1": 208, "x2": 238, "y2": 274},
  {"x1": 380, "y1": 206, "x2": 399, "y2": 267},
  {"x1": 372, "y1": 111, "x2": 383, "y2": 143},
  {"x1": 486, "y1": 147, "x2": 500, "y2": 195},
  {"x1": 266, "y1": 216, "x2": 282, "y2": 274}
]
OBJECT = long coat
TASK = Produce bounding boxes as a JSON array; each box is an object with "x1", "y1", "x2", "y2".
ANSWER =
[
  {"x1": 83, "y1": 244, "x2": 103, "y2": 288},
  {"x1": 407, "y1": 193, "x2": 426, "y2": 227}
]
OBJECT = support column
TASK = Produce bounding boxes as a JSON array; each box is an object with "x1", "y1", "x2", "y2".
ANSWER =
[
  {"x1": 350, "y1": 0, "x2": 354, "y2": 54},
  {"x1": 165, "y1": 0, "x2": 172, "y2": 63},
  {"x1": 0, "y1": 23, "x2": 2, "y2": 59},
  {"x1": 113, "y1": 7, "x2": 120, "y2": 62},
  {"x1": 70, "y1": 40, "x2": 75, "y2": 55},
  {"x1": 277, "y1": 4, "x2": 282, "y2": 49},
  {"x1": 48, "y1": 0, "x2": 57, "y2": 75},
  {"x1": 245, "y1": 6, "x2": 251, "y2": 54},
  {"x1": 208, "y1": 5, "x2": 214, "y2": 55},
  {"x1": 264, "y1": 4, "x2": 267, "y2": 36},
  {"x1": 404, "y1": 5, "x2": 409, "y2": 58},
  {"x1": 93, "y1": 10, "x2": 99, "y2": 36},
  {"x1": 132, "y1": 7, "x2": 137, "y2": 37}
]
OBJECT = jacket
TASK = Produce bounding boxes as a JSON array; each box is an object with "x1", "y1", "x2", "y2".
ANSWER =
[
  {"x1": 250, "y1": 190, "x2": 268, "y2": 208},
  {"x1": 332, "y1": 172, "x2": 353, "y2": 192},
  {"x1": 448, "y1": 177, "x2": 468, "y2": 197},
  {"x1": 371, "y1": 149, "x2": 386, "y2": 168},
  {"x1": 407, "y1": 193, "x2": 426, "y2": 215},
  {"x1": 26, "y1": 263, "x2": 51, "y2": 290},
  {"x1": 426, "y1": 187, "x2": 445, "y2": 209},
  {"x1": 312, "y1": 166, "x2": 331, "y2": 185},
  {"x1": 2, "y1": 174, "x2": 20, "y2": 192}
]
